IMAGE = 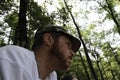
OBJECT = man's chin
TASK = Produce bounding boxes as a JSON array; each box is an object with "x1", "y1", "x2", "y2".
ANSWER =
[
  {"x1": 61, "y1": 64, "x2": 70, "y2": 71},
  {"x1": 59, "y1": 60, "x2": 71, "y2": 71},
  {"x1": 60, "y1": 67, "x2": 69, "y2": 71}
]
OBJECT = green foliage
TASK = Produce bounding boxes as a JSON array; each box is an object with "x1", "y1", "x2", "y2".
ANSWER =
[
  {"x1": 26, "y1": 0, "x2": 56, "y2": 49},
  {"x1": 4, "y1": 11, "x2": 18, "y2": 28},
  {"x1": 70, "y1": 54, "x2": 89, "y2": 80},
  {"x1": 0, "y1": 0, "x2": 18, "y2": 45},
  {"x1": 56, "y1": 7, "x2": 69, "y2": 26},
  {"x1": 27, "y1": 0, "x2": 54, "y2": 30},
  {"x1": 0, "y1": 39, "x2": 6, "y2": 47},
  {"x1": 0, "y1": 0, "x2": 15, "y2": 14}
]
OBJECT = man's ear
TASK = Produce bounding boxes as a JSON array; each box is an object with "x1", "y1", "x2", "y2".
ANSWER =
[{"x1": 43, "y1": 33, "x2": 54, "y2": 48}]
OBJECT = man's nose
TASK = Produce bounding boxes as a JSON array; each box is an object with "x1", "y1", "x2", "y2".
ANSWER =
[{"x1": 70, "y1": 50, "x2": 75, "y2": 56}]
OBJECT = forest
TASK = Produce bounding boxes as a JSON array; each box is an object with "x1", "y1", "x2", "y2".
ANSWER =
[{"x1": 0, "y1": 0, "x2": 120, "y2": 80}]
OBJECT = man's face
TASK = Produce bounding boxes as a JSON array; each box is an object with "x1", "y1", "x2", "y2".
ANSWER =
[{"x1": 51, "y1": 35, "x2": 75, "y2": 70}]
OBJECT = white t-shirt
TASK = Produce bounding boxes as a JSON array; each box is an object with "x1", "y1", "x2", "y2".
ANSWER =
[{"x1": 0, "y1": 45, "x2": 57, "y2": 80}]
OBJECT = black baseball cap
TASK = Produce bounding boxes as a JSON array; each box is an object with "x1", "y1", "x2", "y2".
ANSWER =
[{"x1": 35, "y1": 26, "x2": 81, "y2": 53}]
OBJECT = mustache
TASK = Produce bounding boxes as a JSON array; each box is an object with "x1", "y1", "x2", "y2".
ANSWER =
[{"x1": 63, "y1": 56, "x2": 73, "y2": 62}]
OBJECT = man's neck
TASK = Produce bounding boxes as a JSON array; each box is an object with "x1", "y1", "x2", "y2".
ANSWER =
[{"x1": 35, "y1": 51, "x2": 56, "y2": 80}]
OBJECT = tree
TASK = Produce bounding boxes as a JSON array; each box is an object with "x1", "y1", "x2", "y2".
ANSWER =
[
  {"x1": 0, "y1": 0, "x2": 16, "y2": 46},
  {"x1": 14, "y1": 0, "x2": 28, "y2": 48},
  {"x1": 63, "y1": 0, "x2": 98, "y2": 80},
  {"x1": 97, "y1": 0, "x2": 120, "y2": 34}
]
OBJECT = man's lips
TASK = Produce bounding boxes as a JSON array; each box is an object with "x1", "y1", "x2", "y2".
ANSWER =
[{"x1": 66, "y1": 59, "x2": 72, "y2": 65}]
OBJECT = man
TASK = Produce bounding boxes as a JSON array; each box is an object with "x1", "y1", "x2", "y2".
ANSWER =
[{"x1": 0, "y1": 26, "x2": 81, "y2": 80}]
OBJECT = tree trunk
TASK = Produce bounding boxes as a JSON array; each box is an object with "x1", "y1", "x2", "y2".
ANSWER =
[
  {"x1": 79, "y1": 51, "x2": 91, "y2": 80},
  {"x1": 93, "y1": 49, "x2": 104, "y2": 80},
  {"x1": 100, "y1": 62, "x2": 108, "y2": 80},
  {"x1": 105, "y1": 0, "x2": 120, "y2": 34},
  {"x1": 14, "y1": 0, "x2": 29, "y2": 48},
  {"x1": 96, "y1": 60, "x2": 104, "y2": 80},
  {"x1": 109, "y1": 43, "x2": 120, "y2": 65}
]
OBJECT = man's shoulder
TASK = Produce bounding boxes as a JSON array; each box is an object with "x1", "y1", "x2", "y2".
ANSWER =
[
  {"x1": 0, "y1": 45, "x2": 29, "y2": 51},
  {"x1": 0, "y1": 45, "x2": 35, "y2": 65},
  {"x1": 0, "y1": 45, "x2": 33, "y2": 56}
]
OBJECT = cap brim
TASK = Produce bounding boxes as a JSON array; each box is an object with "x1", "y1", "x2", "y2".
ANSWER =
[{"x1": 64, "y1": 33, "x2": 81, "y2": 53}]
